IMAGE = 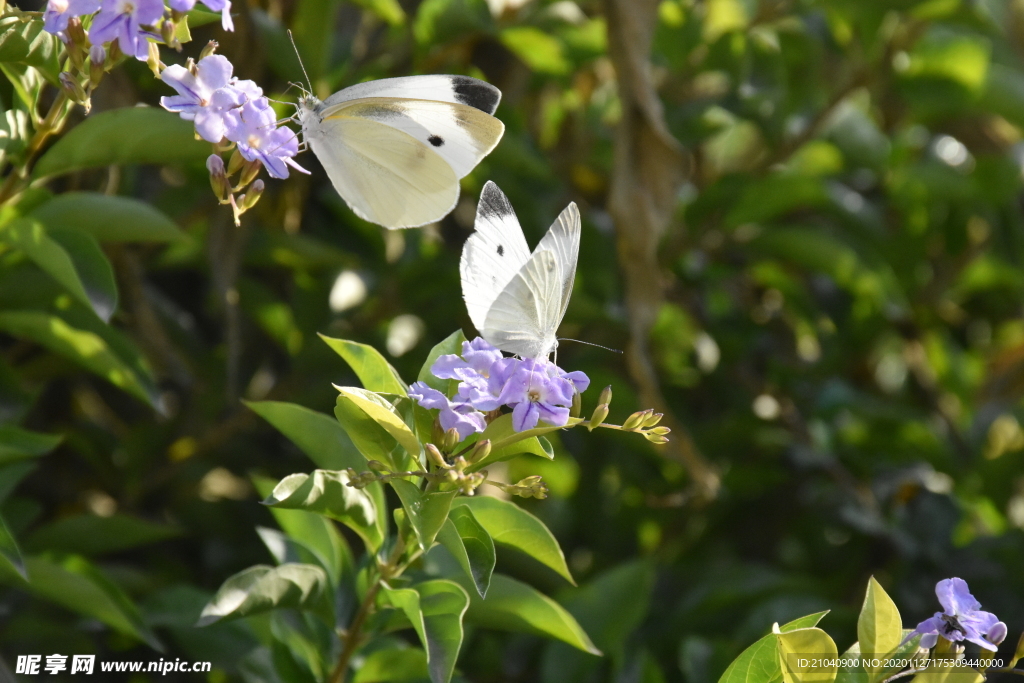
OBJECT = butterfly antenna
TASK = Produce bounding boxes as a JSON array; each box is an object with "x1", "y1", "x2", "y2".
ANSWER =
[
  {"x1": 287, "y1": 30, "x2": 313, "y2": 94},
  {"x1": 557, "y1": 338, "x2": 623, "y2": 354}
]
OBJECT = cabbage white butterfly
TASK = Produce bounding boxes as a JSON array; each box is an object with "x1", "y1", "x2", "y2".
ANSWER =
[
  {"x1": 296, "y1": 75, "x2": 505, "y2": 229},
  {"x1": 460, "y1": 181, "x2": 580, "y2": 359}
]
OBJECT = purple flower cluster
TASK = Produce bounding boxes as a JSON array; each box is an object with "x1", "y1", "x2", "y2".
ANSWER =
[
  {"x1": 43, "y1": 0, "x2": 233, "y2": 58},
  {"x1": 161, "y1": 55, "x2": 306, "y2": 179},
  {"x1": 409, "y1": 338, "x2": 589, "y2": 441},
  {"x1": 907, "y1": 578, "x2": 1005, "y2": 651}
]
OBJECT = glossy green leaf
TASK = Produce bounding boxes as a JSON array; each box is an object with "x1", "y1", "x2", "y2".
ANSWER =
[
  {"x1": 321, "y1": 335, "x2": 408, "y2": 395},
  {"x1": 246, "y1": 400, "x2": 364, "y2": 471},
  {"x1": 0, "y1": 512, "x2": 25, "y2": 579},
  {"x1": 196, "y1": 563, "x2": 329, "y2": 626},
  {"x1": 718, "y1": 634, "x2": 781, "y2": 683},
  {"x1": 416, "y1": 579, "x2": 470, "y2": 683},
  {"x1": 858, "y1": 577, "x2": 902, "y2": 675},
  {"x1": 12, "y1": 554, "x2": 161, "y2": 649},
  {"x1": 335, "y1": 387, "x2": 421, "y2": 458},
  {"x1": 1, "y1": 218, "x2": 117, "y2": 321},
  {"x1": 262, "y1": 470, "x2": 382, "y2": 551},
  {"x1": 463, "y1": 574, "x2": 599, "y2": 654},
  {"x1": 388, "y1": 478, "x2": 457, "y2": 550},
  {"x1": 782, "y1": 612, "x2": 830, "y2": 632},
  {"x1": 0, "y1": 426, "x2": 62, "y2": 465},
  {"x1": 0, "y1": 311, "x2": 158, "y2": 406},
  {"x1": 24, "y1": 513, "x2": 182, "y2": 556},
  {"x1": 33, "y1": 107, "x2": 209, "y2": 179},
  {"x1": 334, "y1": 392, "x2": 407, "y2": 471},
  {"x1": 0, "y1": 15, "x2": 59, "y2": 81},
  {"x1": 451, "y1": 496, "x2": 573, "y2": 584},
  {"x1": 436, "y1": 505, "x2": 494, "y2": 598},
  {"x1": 353, "y1": 647, "x2": 428, "y2": 683},
  {"x1": 29, "y1": 192, "x2": 188, "y2": 243},
  {"x1": 777, "y1": 628, "x2": 838, "y2": 683},
  {"x1": 417, "y1": 329, "x2": 466, "y2": 395}
]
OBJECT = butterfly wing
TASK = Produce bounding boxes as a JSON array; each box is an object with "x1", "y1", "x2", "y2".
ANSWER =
[
  {"x1": 322, "y1": 75, "x2": 502, "y2": 115},
  {"x1": 318, "y1": 98, "x2": 504, "y2": 179},
  {"x1": 305, "y1": 114, "x2": 459, "y2": 228},
  {"x1": 533, "y1": 201, "x2": 580, "y2": 323},
  {"x1": 481, "y1": 249, "x2": 563, "y2": 359},
  {"x1": 460, "y1": 181, "x2": 532, "y2": 335}
]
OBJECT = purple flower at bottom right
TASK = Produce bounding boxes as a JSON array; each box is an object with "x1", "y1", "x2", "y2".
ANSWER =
[{"x1": 907, "y1": 578, "x2": 1005, "y2": 651}]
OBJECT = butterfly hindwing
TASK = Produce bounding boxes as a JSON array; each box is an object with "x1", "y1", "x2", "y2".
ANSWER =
[
  {"x1": 481, "y1": 249, "x2": 563, "y2": 359},
  {"x1": 308, "y1": 115, "x2": 459, "y2": 228},
  {"x1": 534, "y1": 201, "x2": 580, "y2": 323}
]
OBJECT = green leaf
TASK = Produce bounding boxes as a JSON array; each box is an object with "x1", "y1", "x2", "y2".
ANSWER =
[
  {"x1": 782, "y1": 612, "x2": 830, "y2": 632},
  {"x1": 858, "y1": 577, "x2": 902, "y2": 676},
  {"x1": 467, "y1": 413, "x2": 566, "y2": 471},
  {"x1": 23, "y1": 513, "x2": 182, "y2": 556},
  {"x1": 10, "y1": 555, "x2": 161, "y2": 649},
  {"x1": 0, "y1": 426, "x2": 62, "y2": 465},
  {"x1": 463, "y1": 574, "x2": 599, "y2": 655},
  {"x1": 29, "y1": 192, "x2": 188, "y2": 243},
  {"x1": 0, "y1": 512, "x2": 25, "y2": 579},
  {"x1": 352, "y1": 0, "x2": 406, "y2": 26},
  {"x1": 777, "y1": 628, "x2": 838, "y2": 683},
  {"x1": 834, "y1": 642, "x2": 868, "y2": 683},
  {"x1": 417, "y1": 330, "x2": 466, "y2": 395},
  {"x1": 436, "y1": 505, "x2": 495, "y2": 598},
  {"x1": 353, "y1": 647, "x2": 428, "y2": 683},
  {"x1": 0, "y1": 15, "x2": 59, "y2": 81},
  {"x1": 388, "y1": 478, "x2": 457, "y2": 550},
  {"x1": 499, "y1": 27, "x2": 570, "y2": 75},
  {"x1": 1, "y1": 218, "x2": 117, "y2": 321},
  {"x1": 246, "y1": 400, "x2": 364, "y2": 471},
  {"x1": 416, "y1": 580, "x2": 470, "y2": 683},
  {"x1": 718, "y1": 634, "x2": 781, "y2": 683},
  {"x1": 0, "y1": 311, "x2": 158, "y2": 406},
  {"x1": 197, "y1": 563, "x2": 330, "y2": 626},
  {"x1": 321, "y1": 335, "x2": 408, "y2": 395},
  {"x1": 262, "y1": 470, "x2": 383, "y2": 552},
  {"x1": 33, "y1": 107, "x2": 209, "y2": 179},
  {"x1": 334, "y1": 392, "x2": 407, "y2": 471},
  {"x1": 335, "y1": 387, "x2": 421, "y2": 459},
  {"x1": 451, "y1": 496, "x2": 573, "y2": 585}
]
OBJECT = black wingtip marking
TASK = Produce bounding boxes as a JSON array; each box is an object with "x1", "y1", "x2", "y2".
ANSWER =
[
  {"x1": 428, "y1": 134, "x2": 444, "y2": 147},
  {"x1": 451, "y1": 76, "x2": 501, "y2": 115},
  {"x1": 497, "y1": 245, "x2": 504, "y2": 256}
]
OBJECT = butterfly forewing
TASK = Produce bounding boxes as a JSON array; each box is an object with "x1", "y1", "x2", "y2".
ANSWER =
[
  {"x1": 322, "y1": 75, "x2": 502, "y2": 115},
  {"x1": 321, "y1": 98, "x2": 504, "y2": 179},
  {"x1": 309, "y1": 116, "x2": 459, "y2": 228},
  {"x1": 482, "y1": 249, "x2": 563, "y2": 359}
]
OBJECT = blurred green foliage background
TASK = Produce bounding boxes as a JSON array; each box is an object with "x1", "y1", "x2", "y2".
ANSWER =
[{"x1": 4, "y1": 0, "x2": 1024, "y2": 680}]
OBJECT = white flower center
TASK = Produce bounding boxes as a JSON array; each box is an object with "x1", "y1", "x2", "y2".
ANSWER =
[
  {"x1": 247, "y1": 134, "x2": 261, "y2": 149},
  {"x1": 50, "y1": 0, "x2": 69, "y2": 13}
]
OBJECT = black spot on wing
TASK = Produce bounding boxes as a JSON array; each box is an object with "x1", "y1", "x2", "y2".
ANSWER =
[
  {"x1": 428, "y1": 134, "x2": 444, "y2": 147},
  {"x1": 451, "y1": 76, "x2": 501, "y2": 115},
  {"x1": 497, "y1": 245, "x2": 504, "y2": 256}
]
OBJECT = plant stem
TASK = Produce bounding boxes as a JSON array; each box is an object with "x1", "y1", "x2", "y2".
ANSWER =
[{"x1": 0, "y1": 83, "x2": 73, "y2": 207}]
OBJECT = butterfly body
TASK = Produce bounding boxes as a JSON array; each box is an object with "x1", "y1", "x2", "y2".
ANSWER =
[
  {"x1": 460, "y1": 181, "x2": 581, "y2": 359},
  {"x1": 298, "y1": 76, "x2": 504, "y2": 229}
]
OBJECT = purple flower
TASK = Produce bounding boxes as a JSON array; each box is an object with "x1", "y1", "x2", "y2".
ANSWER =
[
  {"x1": 43, "y1": 0, "x2": 100, "y2": 36},
  {"x1": 409, "y1": 382, "x2": 486, "y2": 441},
  {"x1": 907, "y1": 578, "x2": 1002, "y2": 651},
  {"x1": 160, "y1": 55, "x2": 257, "y2": 143},
  {"x1": 167, "y1": 0, "x2": 233, "y2": 31},
  {"x1": 88, "y1": 0, "x2": 165, "y2": 60},
  {"x1": 433, "y1": 338, "x2": 504, "y2": 381},
  {"x1": 225, "y1": 98, "x2": 308, "y2": 180},
  {"x1": 497, "y1": 359, "x2": 576, "y2": 431}
]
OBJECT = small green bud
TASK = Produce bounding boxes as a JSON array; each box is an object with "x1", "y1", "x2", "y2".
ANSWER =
[
  {"x1": 648, "y1": 425, "x2": 671, "y2": 436},
  {"x1": 238, "y1": 159, "x2": 261, "y2": 188},
  {"x1": 451, "y1": 455, "x2": 468, "y2": 472},
  {"x1": 200, "y1": 40, "x2": 219, "y2": 59},
  {"x1": 467, "y1": 439, "x2": 491, "y2": 464},
  {"x1": 160, "y1": 19, "x2": 176, "y2": 47},
  {"x1": 89, "y1": 45, "x2": 106, "y2": 89},
  {"x1": 442, "y1": 427, "x2": 459, "y2": 453},
  {"x1": 623, "y1": 409, "x2": 650, "y2": 430},
  {"x1": 588, "y1": 403, "x2": 609, "y2": 431},
  {"x1": 107, "y1": 39, "x2": 123, "y2": 64},
  {"x1": 367, "y1": 460, "x2": 387, "y2": 472},
  {"x1": 66, "y1": 17, "x2": 87, "y2": 50},
  {"x1": 239, "y1": 180, "x2": 264, "y2": 211},
  {"x1": 446, "y1": 469, "x2": 459, "y2": 482},
  {"x1": 425, "y1": 443, "x2": 447, "y2": 468},
  {"x1": 207, "y1": 155, "x2": 231, "y2": 202},
  {"x1": 59, "y1": 73, "x2": 88, "y2": 109},
  {"x1": 598, "y1": 385, "x2": 613, "y2": 406},
  {"x1": 644, "y1": 433, "x2": 670, "y2": 445},
  {"x1": 643, "y1": 412, "x2": 663, "y2": 428},
  {"x1": 570, "y1": 390, "x2": 581, "y2": 418},
  {"x1": 226, "y1": 148, "x2": 245, "y2": 176},
  {"x1": 146, "y1": 40, "x2": 162, "y2": 78}
]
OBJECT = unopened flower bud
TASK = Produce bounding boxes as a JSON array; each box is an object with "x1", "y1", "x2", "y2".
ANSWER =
[
  {"x1": 644, "y1": 433, "x2": 670, "y2": 445},
  {"x1": 598, "y1": 385, "x2": 612, "y2": 406},
  {"x1": 239, "y1": 159, "x2": 262, "y2": 188},
  {"x1": 442, "y1": 427, "x2": 459, "y2": 453},
  {"x1": 623, "y1": 409, "x2": 650, "y2": 430},
  {"x1": 570, "y1": 390, "x2": 581, "y2": 418},
  {"x1": 468, "y1": 439, "x2": 490, "y2": 465},
  {"x1": 207, "y1": 154, "x2": 231, "y2": 201},
  {"x1": 446, "y1": 469, "x2": 459, "y2": 482},
  {"x1": 200, "y1": 40, "x2": 219, "y2": 59},
  {"x1": 240, "y1": 180, "x2": 264, "y2": 210},
  {"x1": 987, "y1": 622, "x2": 1008, "y2": 646},
  {"x1": 89, "y1": 45, "x2": 106, "y2": 87},
  {"x1": 59, "y1": 72, "x2": 88, "y2": 107},
  {"x1": 425, "y1": 443, "x2": 446, "y2": 469},
  {"x1": 146, "y1": 40, "x2": 162, "y2": 77},
  {"x1": 107, "y1": 39, "x2": 123, "y2": 64},
  {"x1": 643, "y1": 412, "x2": 663, "y2": 428},
  {"x1": 66, "y1": 16, "x2": 86, "y2": 48},
  {"x1": 514, "y1": 476, "x2": 548, "y2": 499},
  {"x1": 226, "y1": 148, "x2": 245, "y2": 176},
  {"x1": 367, "y1": 460, "x2": 387, "y2": 472},
  {"x1": 648, "y1": 425, "x2": 671, "y2": 436},
  {"x1": 588, "y1": 403, "x2": 609, "y2": 431},
  {"x1": 451, "y1": 455, "x2": 468, "y2": 472},
  {"x1": 186, "y1": 57, "x2": 197, "y2": 76},
  {"x1": 160, "y1": 18, "x2": 176, "y2": 47}
]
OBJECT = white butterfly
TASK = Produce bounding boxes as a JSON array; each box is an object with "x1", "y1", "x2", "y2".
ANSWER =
[
  {"x1": 460, "y1": 181, "x2": 581, "y2": 359},
  {"x1": 296, "y1": 75, "x2": 505, "y2": 229}
]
